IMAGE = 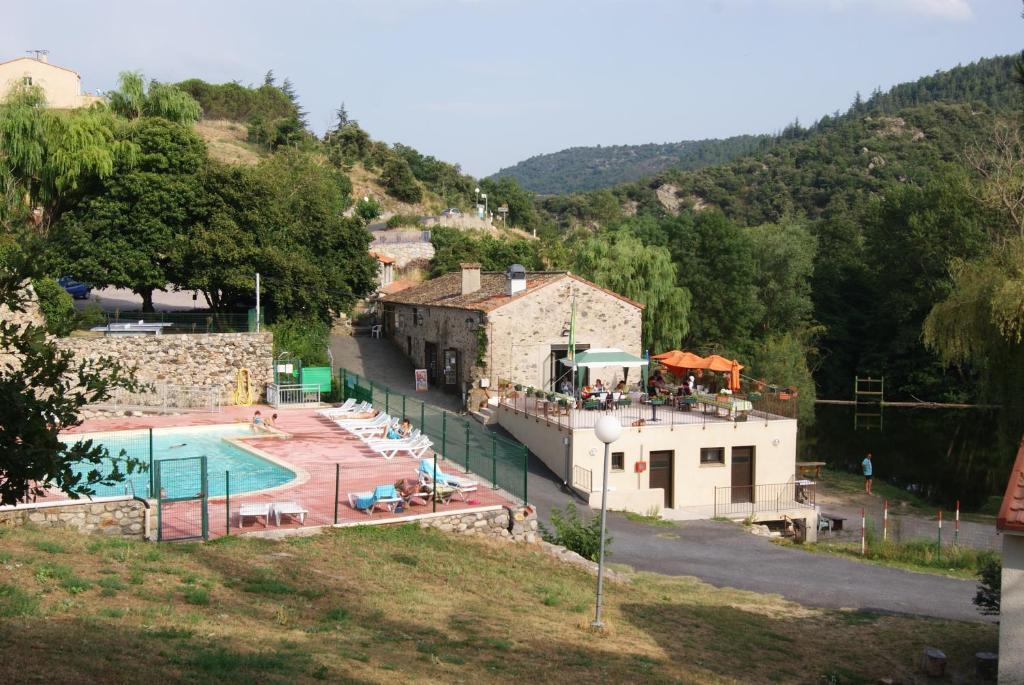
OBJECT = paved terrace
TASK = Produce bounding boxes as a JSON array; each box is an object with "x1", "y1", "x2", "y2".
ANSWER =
[
  {"x1": 67, "y1": 407, "x2": 514, "y2": 539},
  {"x1": 499, "y1": 394, "x2": 794, "y2": 430}
]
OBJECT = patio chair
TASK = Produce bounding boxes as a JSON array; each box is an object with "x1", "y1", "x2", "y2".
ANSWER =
[
  {"x1": 238, "y1": 502, "x2": 272, "y2": 528},
  {"x1": 348, "y1": 485, "x2": 402, "y2": 517},
  {"x1": 583, "y1": 398, "x2": 601, "y2": 410},
  {"x1": 271, "y1": 501, "x2": 309, "y2": 526},
  {"x1": 368, "y1": 435, "x2": 434, "y2": 460}
]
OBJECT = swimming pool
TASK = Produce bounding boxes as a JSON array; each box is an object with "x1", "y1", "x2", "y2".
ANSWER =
[{"x1": 63, "y1": 424, "x2": 296, "y2": 498}]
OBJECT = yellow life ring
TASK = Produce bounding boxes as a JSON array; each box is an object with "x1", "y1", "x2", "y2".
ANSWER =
[{"x1": 231, "y1": 367, "x2": 255, "y2": 406}]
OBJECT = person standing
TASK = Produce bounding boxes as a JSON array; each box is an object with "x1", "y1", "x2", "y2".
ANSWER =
[{"x1": 862, "y1": 452, "x2": 874, "y2": 495}]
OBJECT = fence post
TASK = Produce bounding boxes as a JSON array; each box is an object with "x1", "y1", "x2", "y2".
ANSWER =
[
  {"x1": 432, "y1": 452, "x2": 437, "y2": 514},
  {"x1": 937, "y1": 509, "x2": 943, "y2": 562},
  {"x1": 860, "y1": 508, "x2": 866, "y2": 555},
  {"x1": 491, "y1": 434, "x2": 498, "y2": 490},
  {"x1": 148, "y1": 428, "x2": 154, "y2": 498},
  {"x1": 341, "y1": 368, "x2": 347, "y2": 400},
  {"x1": 954, "y1": 500, "x2": 960, "y2": 546},
  {"x1": 523, "y1": 445, "x2": 529, "y2": 504},
  {"x1": 420, "y1": 401, "x2": 425, "y2": 433},
  {"x1": 333, "y1": 464, "x2": 340, "y2": 525},
  {"x1": 385, "y1": 387, "x2": 390, "y2": 415},
  {"x1": 402, "y1": 394, "x2": 407, "y2": 420},
  {"x1": 464, "y1": 422, "x2": 471, "y2": 473},
  {"x1": 441, "y1": 411, "x2": 447, "y2": 459},
  {"x1": 225, "y1": 471, "x2": 231, "y2": 535}
]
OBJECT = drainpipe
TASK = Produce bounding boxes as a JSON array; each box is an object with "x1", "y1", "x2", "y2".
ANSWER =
[{"x1": 132, "y1": 496, "x2": 152, "y2": 541}]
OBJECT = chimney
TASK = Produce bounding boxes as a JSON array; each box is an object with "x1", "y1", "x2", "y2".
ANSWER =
[
  {"x1": 39, "y1": 53, "x2": 48, "y2": 63},
  {"x1": 506, "y1": 264, "x2": 527, "y2": 296},
  {"x1": 460, "y1": 263, "x2": 481, "y2": 296}
]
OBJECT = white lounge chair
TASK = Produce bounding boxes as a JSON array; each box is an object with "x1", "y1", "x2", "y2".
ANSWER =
[
  {"x1": 316, "y1": 399, "x2": 357, "y2": 417},
  {"x1": 417, "y1": 459, "x2": 479, "y2": 501},
  {"x1": 369, "y1": 435, "x2": 434, "y2": 460},
  {"x1": 347, "y1": 416, "x2": 397, "y2": 440},
  {"x1": 271, "y1": 501, "x2": 309, "y2": 526},
  {"x1": 238, "y1": 502, "x2": 272, "y2": 528}
]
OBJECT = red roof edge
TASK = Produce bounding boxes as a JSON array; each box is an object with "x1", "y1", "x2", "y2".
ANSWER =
[{"x1": 997, "y1": 437, "x2": 1024, "y2": 533}]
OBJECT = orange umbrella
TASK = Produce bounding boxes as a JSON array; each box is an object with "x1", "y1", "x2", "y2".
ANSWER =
[
  {"x1": 703, "y1": 355, "x2": 744, "y2": 391},
  {"x1": 652, "y1": 350, "x2": 706, "y2": 377}
]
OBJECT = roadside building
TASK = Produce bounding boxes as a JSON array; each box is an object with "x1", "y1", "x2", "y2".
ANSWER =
[
  {"x1": 0, "y1": 53, "x2": 103, "y2": 108},
  {"x1": 997, "y1": 440, "x2": 1024, "y2": 683}
]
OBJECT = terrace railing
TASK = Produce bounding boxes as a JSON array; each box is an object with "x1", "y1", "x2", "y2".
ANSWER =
[
  {"x1": 572, "y1": 465, "x2": 593, "y2": 494},
  {"x1": 713, "y1": 481, "x2": 816, "y2": 518},
  {"x1": 77, "y1": 311, "x2": 252, "y2": 334},
  {"x1": 267, "y1": 383, "x2": 322, "y2": 408}
]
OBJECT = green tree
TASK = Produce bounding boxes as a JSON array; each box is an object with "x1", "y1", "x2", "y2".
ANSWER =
[
  {"x1": 379, "y1": 155, "x2": 422, "y2": 203},
  {"x1": 31, "y1": 277, "x2": 76, "y2": 336},
  {"x1": 572, "y1": 232, "x2": 691, "y2": 353},
  {"x1": 52, "y1": 118, "x2": 207, "y2": 311},
  {"x1": 479, "y1": 176, "x2": 540, "y2": 232},
  {"x1": 107, "y1": 72, "x2": 200, "y2": 125},
  {"x1": 745, "y1": 221, "x2": 817, "y2": 336}
]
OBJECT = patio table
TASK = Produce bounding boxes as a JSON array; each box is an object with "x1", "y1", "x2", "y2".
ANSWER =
[{"x1": 649, "y1": 398, "x2": 665, "y2": 422}]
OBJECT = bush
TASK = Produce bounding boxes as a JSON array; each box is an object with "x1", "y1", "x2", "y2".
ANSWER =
[
  {"x1": 386, "y1": 213, "x2": 421, "y2": 229},
  {"x1": 32, "y1": 278, "x2": 76, "y2": 336},
  {"x1": 355, "y1": 197, "x2": 381, "y2": 223},
  {"x1": 539, "y1": 503, "x2": 610, "y2": 562},
  {"x1": 380, "y1": 156, "x2": 422, "y2": 203},
  {"x1": 974, "y1": 556, "x2": 1001, "y2": 615},
  {"x1": 271, "y1": 316, "x2": 330, "y2": 367}
]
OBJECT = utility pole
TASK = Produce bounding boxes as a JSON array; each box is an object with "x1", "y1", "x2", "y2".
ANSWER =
[{"x1": 255, "y1": 272, "x2": 261, "y2": 333}]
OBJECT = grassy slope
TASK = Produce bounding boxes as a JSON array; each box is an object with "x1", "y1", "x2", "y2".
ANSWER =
[{"x1": 0, "y1": 524, "x2": 994, "y2": 684}]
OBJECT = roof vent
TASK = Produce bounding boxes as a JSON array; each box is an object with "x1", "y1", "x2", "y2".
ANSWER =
[{"x1": 506, "y1": 264, "x2": 526, "y2": 296}]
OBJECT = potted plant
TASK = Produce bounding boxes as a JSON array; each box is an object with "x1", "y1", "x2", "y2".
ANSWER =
[
  {"x1": 514, "y1": 384, "x2": 523, "y2": 392},
  {"x1": 535, "y1": 389, "x2": 546, "y2": 399}
]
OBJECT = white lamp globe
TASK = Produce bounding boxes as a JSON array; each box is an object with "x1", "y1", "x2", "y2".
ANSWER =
[{"x1": 594, "y1": 415, "x2": 622, "y2": 445}]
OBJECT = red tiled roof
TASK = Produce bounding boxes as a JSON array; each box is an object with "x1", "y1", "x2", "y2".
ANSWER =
[
  {"x1": 381, "y1": 270, "x2": 643, "y2": 313},
  {"x1": 378, "y1": 278, "x2": 416, "y2": 295},
  {"x1": 370, "y1": 251, "x2": 395, "y2": 265},
  {"x1": 997, "y1": 438, "x2": 1024, "y2": 533}
]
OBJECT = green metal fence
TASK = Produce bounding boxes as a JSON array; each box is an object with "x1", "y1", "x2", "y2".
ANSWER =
[{"x1": 338, "y1": 368, "x2": 529, "y2": 504}]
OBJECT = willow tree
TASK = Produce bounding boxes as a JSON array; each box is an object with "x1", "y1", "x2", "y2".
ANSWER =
[
  {"x1": 107, "y1": 71, "x2": 201, "y2": 125},
  {"x1": 572, "y1": 232, "x2": 691, "y2": 353}
]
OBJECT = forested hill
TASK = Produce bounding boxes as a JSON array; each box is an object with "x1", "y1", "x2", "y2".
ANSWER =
[
  {"x1": 493, "y1": 54, "x2": 1019, "y2": 196},
  {"x1": 488, "y1": 135, "x2": 771, "y2": 195}
]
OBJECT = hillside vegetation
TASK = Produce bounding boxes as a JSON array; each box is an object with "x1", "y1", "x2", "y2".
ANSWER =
[
  {"x1": 495, "y1": 55, "x2": 1018, "y2": 196},
  {"x1": 0, "y1": 524, "x2": 995, "y2": 684}
]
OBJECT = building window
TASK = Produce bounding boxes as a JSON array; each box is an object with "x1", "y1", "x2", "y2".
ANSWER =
[
  {"x1": 22, "y1": 76, "x2": 32, "y2": 86},
  {"x1": 611, "y1": 452, "x2": 625, "y2": 471},
  {"x1": 700, "y1": 447, "x2": 725, "y2": 465}
]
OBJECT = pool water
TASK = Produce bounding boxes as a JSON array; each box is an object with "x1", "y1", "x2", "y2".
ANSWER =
[{"x1": 63, "y1": 424, "x2": 296, "y2": 498}]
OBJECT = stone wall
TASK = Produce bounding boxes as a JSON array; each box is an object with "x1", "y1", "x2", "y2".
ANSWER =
[
  {"x1": 388, "y1": 301, "x2": 482, "y2": 394},
  {"x1": 0, "y1": 285, "x2": 46, "y2": 371},
  {"x1": 57, "y1": 332, "x2": 273, "y2": 403},
  {"x1": 418, "y1": 505, "x2": 539, "y2": 542},
  {"x1": 369, "y1": 240, "x2": 435, "y2": 269},
  {"x1": 0, "y1": 497, "x2": 148, "y2": 539},
  {"x1": 488, "y1": 277, "x2": 642, "y2": 390}
]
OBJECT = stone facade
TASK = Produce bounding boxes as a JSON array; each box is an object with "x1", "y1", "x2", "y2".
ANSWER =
[
  {"x1": 370, "y1": 237, "x2": 435, "y2": 269},
  {"x1": 488, "y1": 278, "x2": 642, "y2": 390},
  {"x1": 418, "y1": 505, "x2": 539, "y2": 542},
  {"x1": 387, "y1": 300, "x2": 484, "y2": 394},
  {"x1": 0, "y1": 284, "x2": 46, "y2": 371},
  {"x1": 57, "y1": 332, "x2": 273, "y2": 404},
  {"x1": 0, "y1": 497, "x2": 148, "y2": 539}
]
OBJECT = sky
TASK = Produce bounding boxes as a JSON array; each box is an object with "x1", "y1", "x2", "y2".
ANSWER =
[{"x1": 3, "y1": 0, "x2": 1021, "y2": 177}]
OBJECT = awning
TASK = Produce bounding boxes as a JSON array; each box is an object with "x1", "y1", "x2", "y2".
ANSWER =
[{"x1": 561, "y1": 348, "x2": 649, "y2": 369}]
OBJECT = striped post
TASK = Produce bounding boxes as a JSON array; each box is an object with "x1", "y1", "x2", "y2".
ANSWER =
[
  {"x1": 883, "y1": 499, "x2": 889, "y2": 542},
  {"x1": 937, "y1": 509, "x2": 943, "y2": 561},
  {"x1": 954, "y1": 500, "x2": 960, "y2": 546},
  {"x1": 860, "y1": 508, "x2": 866, "y2": 555}
]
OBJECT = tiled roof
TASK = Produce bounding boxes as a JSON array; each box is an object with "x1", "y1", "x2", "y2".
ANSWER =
[
  {"x1": 381, "y1": 271, "x2": 568, "y2": 312},
  {"x1": 378, "y1": 278, "x2": 416, "y2": 295},
  {"x1": 997, "y1": 438, "x2": 1024, "y2": 533},
  {"x1": 371, "y1": 252, "x2": 395, "y2": 265}
]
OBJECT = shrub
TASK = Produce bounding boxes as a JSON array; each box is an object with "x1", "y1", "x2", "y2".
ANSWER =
[
  {"x1": 539, "y1": 503, "x2": 610, "y2": 562},
  {"x1": 386, "y1": 213, "x2": 421, "y2": 229},
  {"x1": 355, "y1": 197, "x2": 381, "y2": 223},
  {"x1": 380, "y1": 156, "x2": 423, "y2": 203},
  {"x1": 0, "y1": 583, "x2": 39, "y2": 617},
  {"x1": 32, "y1": 278, "x2": 76, "y2": 336},
  {"x1": 271, "y1": 316, "x2": 330, "y2": 367},
  {"x1": 974, "y1": 556, "x2": 1001, "y2": 615}
]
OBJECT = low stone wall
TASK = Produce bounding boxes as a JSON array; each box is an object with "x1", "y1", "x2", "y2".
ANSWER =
[
  {"x1": 0, "y1": 497, "x2": 148, "y2": 539},
  {"x1": 369, "y1": 241, "x2": 435, "y2": 269},
  {"x1": 418, "y1": 505, "x2": 539, "y2": 543},
  {"x1": 57, "y1": 332, "x2": 273, "y2": 404}
]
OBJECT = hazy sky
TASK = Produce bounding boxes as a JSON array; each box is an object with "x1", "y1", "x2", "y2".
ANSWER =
[{"x1": 3, "y1": 0, "x2": 1020, "y2": 176}]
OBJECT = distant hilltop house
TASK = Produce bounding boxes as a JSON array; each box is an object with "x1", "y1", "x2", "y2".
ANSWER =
[
  {"x1": 379, "y1": 263, "x2": 643, "y2": 398},
  {"x1": 0, "y1": 52, "x2": 104, "y2": 108}
]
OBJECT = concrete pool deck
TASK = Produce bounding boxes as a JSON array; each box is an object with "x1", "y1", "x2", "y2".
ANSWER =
[{"x1": 68, "y1": 406, "x2": 516, "y2": 539}]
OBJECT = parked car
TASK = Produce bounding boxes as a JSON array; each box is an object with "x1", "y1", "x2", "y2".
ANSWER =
[
  {"x1": 440, "y1": 208, "x2": 462, "y2": 218},
  {"x1": 57, "y1": 276, "x2": 92, "y2": 299}
]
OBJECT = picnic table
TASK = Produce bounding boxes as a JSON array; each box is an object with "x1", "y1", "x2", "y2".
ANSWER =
[
  {"x1": 797, "y1": 461, "x2": 826, "y2": 479},
  {"x1": 693, "y1": 392, "x2": 753, "y2": 421}
]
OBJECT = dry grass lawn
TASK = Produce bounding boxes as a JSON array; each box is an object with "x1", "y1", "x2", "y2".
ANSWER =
[
  {"x1": 194, "y1": 120, "x2": 265, "y2": 166},
  {"x1": 0, "y1": 523, "x2": 996, "y2": 684}
]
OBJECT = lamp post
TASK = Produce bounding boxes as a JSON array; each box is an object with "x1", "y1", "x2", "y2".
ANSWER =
[{"x1": 592, "y1": 414, "x2": 622, "y2": 630}]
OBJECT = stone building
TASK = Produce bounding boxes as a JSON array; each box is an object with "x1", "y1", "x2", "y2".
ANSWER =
[
  {"x1": 380, "y1": 263, "x2": 643, "y2": 403},
  {"x1": 0, "y1": 53, "x2": 103, "y2": 108}
]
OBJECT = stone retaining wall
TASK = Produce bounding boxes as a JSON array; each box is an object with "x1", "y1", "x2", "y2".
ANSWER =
[
  {"x1": 57, "y1": 332, "x2": 273, "y2": 404},
  {"x1": 0, "y1": 497, "x2": 148, "y2": 539},
  {"x1": 418, "y1": 505, "x2": 539, "y2": 543}
]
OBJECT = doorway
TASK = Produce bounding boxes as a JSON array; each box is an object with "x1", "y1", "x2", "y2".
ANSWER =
[
  {"x1": 549, "y1": 344, "x2": 590, "y2": 392},
  {"x1": 442, "y1": 348, "x2": 459, "y2": 394},
  {"x1": 649, "y1": 450, "x2": 674, "y2": 509},
  {"x1": 731, "y1": 446, "x2": 754, "y2": 504},
  {"x1": 424, "y1": 342, "x2": 439, "y2": 386}
]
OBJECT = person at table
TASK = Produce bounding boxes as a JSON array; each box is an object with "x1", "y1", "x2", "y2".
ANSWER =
[
  {"x1": 593, "y1": 379, "x2": 606, "y2": 393},
  {"x1": 558, "y1": 377, "x2": 573, "y2": 395},
  {"x1": 687, "y1": 375, "x2": 696, "y2": 393},
  {"x1": 615, "y1": 380, "x2": 626, "y2": 394}
]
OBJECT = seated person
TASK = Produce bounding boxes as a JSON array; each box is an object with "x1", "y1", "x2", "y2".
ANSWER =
[
  {"x1": 558, "y1": 378, "x2": 574, "y2": 395},
  {"x1": 592, "y1": 379, "x2": 606, "y2": 394},
  {"x1": 580, "y1": 384, "x2": 593, "y2": 398},
  {"x1": 615, "y1": 380, "x2": 626, "y2": 393},
  {"x1": 397, "y1": 418, "x2": 413, "y2": 438},
  {"x1": 343, "y1": 408, "x2": 381, "y2": 421},
  {"x1": 251, "y1": 410, "x2": 266, "y2": 433},
  {"x1": 394, "y1": 477, "x2": 429, "y2": 505}
]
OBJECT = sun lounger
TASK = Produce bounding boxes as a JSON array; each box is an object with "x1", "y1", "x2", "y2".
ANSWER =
[
  {"x1": 336, "y1": 412, "x2": 389, "y2": 428},
  {"x1": 238, "y1": 502, "x2": 272, "y2": 528},
  {"x1": 316, "y1": 398, "x2": 356, "y2": 416},
  {"x1": 318, "y1": 400, "x2": 374, "y2": 418},
  {"x1": 347, "y1": 417, "x2": 397, "y2": 440},
  {"x1": 348, "y1": 485, "x2": 402, "y2": 517},
  {"x1": 271, "y1": 501, "x2": 309, "y2": 525},
  {"x1": 368, "y1": 435, "x2": 434, "y2": 460},
  {"x1": 417, "y1": 459, "x2": 479, "y2": 500}
]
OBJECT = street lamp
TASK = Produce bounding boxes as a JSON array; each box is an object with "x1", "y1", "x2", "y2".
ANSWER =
[{"x1": 591, "y1": 414, "x2": 622, "y2": 630}]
